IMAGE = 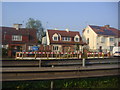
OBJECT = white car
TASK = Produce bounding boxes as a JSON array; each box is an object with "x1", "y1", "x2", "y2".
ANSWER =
[
  {"x1": 113, "y1": 47, "x2": 120, "y2": 57},
  {"x1": 113, "y1": 51, "x2": 120, "y2": 57}
]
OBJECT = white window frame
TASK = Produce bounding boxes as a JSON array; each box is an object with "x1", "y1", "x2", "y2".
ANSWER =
[
  {"x1": 109, "y1": 38, "x2": 114, "y2": 42},
  {"x1": 53, "y1": 36, "x2": 58, "y2": 41},
  {"x1": 62, "y1": 37, "x2": 71, "y2": 41},
  {"x1": 53, "y1": 46, "x2": 59, "y2": 51},
  {"x1": 87, "y1": 30, "x2": 89, "y2": 33},
  {"x1": 52, "y1": 33, "x2": 58, "y2": 41},
  {"x1": 12, "y1": 35, "x2": 22, "y2": 41},
  {"x1": 74, "y1": 35, "x2": 80, "y2": 42},
  {"x1": 101, "y1": 37, "x2": 105, "y2": 43}
]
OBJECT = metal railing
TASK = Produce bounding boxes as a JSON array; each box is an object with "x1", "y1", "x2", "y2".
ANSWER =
[{"x1": 15, "y1": 51, "x2": 110, "y2": 60}]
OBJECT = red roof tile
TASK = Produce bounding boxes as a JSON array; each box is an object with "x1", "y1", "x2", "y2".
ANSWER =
[{"x1": 47, "y1": 29, "x2": 85, "y2": 45}]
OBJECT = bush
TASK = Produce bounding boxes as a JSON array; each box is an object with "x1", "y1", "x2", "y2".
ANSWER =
[{"x1": 2, "y1": 48, "x2": 8, "y2": 56}]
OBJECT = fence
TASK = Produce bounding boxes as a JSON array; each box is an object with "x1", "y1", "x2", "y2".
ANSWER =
[
  {"x1": 16, "y1": 52, "x2": 82, "y2": 60},
  {"x1": 15, "y1": 51, "x2": 110, "y2": 60},
  {"x1": 87, "y1": 52, "x2": 110, "y2": 58}
]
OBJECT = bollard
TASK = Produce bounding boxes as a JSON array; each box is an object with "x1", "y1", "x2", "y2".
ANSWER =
[
  {"x1": 82, "y1": 58, "x2": 85, "y2": 67},
  {"x1": 51, "y1": 81, "x2": 54, "y2": 90},
  {"x1": 52, "y1": 65, "x2": 54, "y2": 68},
  {"x1": 39, "y1": 60, "x2": 41, "y2": 67},
  {"x1": 102, "y1": 53, "x2": 104, "y2": 58},
  {"x1": 35, "y1": 52, "x2": 37, "y2": 59},
  {"x1": 22, "y1": 52, "x2": 24, "y2": 59}
]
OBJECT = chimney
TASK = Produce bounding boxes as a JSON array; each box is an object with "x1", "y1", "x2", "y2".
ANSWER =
[
  {"x1": 104, "y1": 25, "x2": 110, "y2": 29},
  {"x1": 13, "y1": 24, "x2": 22, "y2": 30},
  {"x1": 54, "y1": 28, "x2": 58, "y2": 30},
  {"x1": 65, "y1": 28, "x2": 69, "y2": 32}
]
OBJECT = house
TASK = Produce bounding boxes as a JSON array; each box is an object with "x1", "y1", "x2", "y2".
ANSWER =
[
  {"x1": 1, "y1": 24, "x2": 37, "y2": 57},
  {"x1": 42, "y1": 29, "x2": 85, "y2": 52},
  {"x1": 82, "y1": 25, "x2": 120, "y2": 52}
]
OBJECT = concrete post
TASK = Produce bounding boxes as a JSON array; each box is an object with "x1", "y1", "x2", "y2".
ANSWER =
[
  {"x1": 52, "y1": 65, "x2": 54, "y2": 68},
  {"x1": 82, "y1": 58, "x2": 85, "y2": 67},
  {"x1": 39, "y1": 60, "x2": 41, "y2": 67},
  {"x1": 51, "y1": 81, "x2": 54, "y2": 90}
]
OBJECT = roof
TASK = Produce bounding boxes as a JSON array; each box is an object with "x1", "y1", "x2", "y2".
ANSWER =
[
  {"x1": 89, "y1": 25, "x2": 120, "y2": 37},
  {"x1": 1, "y1": 27, "x2": 36, "y2": 35},
  {"x1": 1, "y1": 27, "x2": 37, "y2": 44},
  {"x1": 47, "y1": 29, "x2": 85, "y2": 45}
]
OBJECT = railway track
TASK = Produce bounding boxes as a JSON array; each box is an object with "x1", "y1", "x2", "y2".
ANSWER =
[
  {"x1": 1, "y1": 57, "x2": 119, "y2": 81},
  {"x1": 2, "y1": 64, "x2": 119, "y2": 81},
  {"x1": 2, "y1": 57, "x2": 119, "y2": 67}
]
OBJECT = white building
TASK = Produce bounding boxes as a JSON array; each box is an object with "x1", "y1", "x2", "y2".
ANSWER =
[{"x1": 82, "y1": 25, "x2": 120, "y2": 52}]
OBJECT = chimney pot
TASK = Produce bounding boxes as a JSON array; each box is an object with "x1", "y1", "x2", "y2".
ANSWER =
[
  {"x1": 104, "y1": 25, "x2": 110, "y2": 28},
  {"x1": 13, "y1": 24, "x2": 22, "y2": 30},
  {"x1": 65, "y1": 28, "x2": 69, "y2": 32}
]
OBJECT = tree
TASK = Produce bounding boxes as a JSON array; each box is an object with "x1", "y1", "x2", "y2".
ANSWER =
[{"x1": 26, "y1": 18, "x2": 46, "y2": 43}]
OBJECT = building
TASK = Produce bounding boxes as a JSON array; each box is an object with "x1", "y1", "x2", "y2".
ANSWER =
[
  {"x1": 82, "y1": 25, "x2": 120, "y2": 52},
  {"x1": 1, "y1": 24, "x2": 37, "y2": 57},
  {"x1": 42, "y1": 29, "x2": 85, "y2": 52}
]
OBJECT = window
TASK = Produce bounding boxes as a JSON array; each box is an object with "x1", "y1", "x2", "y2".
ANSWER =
[
  {"x1": 87, "y1": 38, "x2": 89, "y2": 44},
  {"x1": 53, "y1": 46, "x2": 58, "y2": 50},
  {"x1": 74, "y1": 35, "x2": 80, "y2": 42},
  {"x1": 62, "y1": 37, "x2": 71, "y2": 41},
  {"x1": 101, "y1": 37, "x2": 105, "y2": 43},
  {"x1": 110, "y1": 46, "x2": 114, "y2": 51},
  {"x1": 110, "y1": 38, "x2": 114, "y2": 42},
  {"x1": 53, "y1": 36, "x2": 58, "y2": 41},
  {"x1": 87, "y1": 30, "x2": 89, "y2": 33},
  {"x1": 75, "y1": 38, "x2": 79, "y2": 42},
  {"x1": 12, "y1": 35, "x2": 22, "y2": 41}
]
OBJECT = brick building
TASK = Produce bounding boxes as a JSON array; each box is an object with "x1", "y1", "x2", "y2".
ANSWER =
[{"x1": 1, "y1": 24, "x2": 37, "y2": 57}]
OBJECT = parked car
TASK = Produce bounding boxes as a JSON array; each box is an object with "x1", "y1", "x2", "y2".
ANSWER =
[
  {"x1": 112, "y1": 47, "x2": 120, "y2": 56},
  {"x1": 113, "y1": 51, "x2": 120, "y2": 57}
]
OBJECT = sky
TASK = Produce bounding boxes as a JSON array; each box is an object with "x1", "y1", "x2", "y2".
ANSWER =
[{"x1": 2, "y1": 2, "x2": 118, "y2": 34}]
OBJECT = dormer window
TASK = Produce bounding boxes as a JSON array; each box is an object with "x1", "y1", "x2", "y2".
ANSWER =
[
  {"x1": 74, "y1": 35, "x2": 80, "y2": 42},
  {"x1": 53, "y1": 36, "x2": 58, "y2": 41},
  {"x1": 75, "y1": 38, "x2": 79, "y2": 42},
  {"x1": 52, "y1": 33, "x2": 58, "y2": 41}
]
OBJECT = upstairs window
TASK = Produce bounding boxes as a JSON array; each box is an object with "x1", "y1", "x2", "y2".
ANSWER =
[
  {"x1": 12, "y1": 35, "x2": 22, "y2": 41},
  {"x1": 53, "y1": 36, "x2": 58, "y2": 41},
  {"x1": 62, "y1": 37, "x2": 71, "y2": 41},
  {"x1": 109, "y1": 38, "x2": 114, "y2": 42},
  {"x1": 87, "y1": 38, "x2": 89, "y2": 44},
  {"x1": 101, "y1": 37, "x2": 105, "y2": 43},
  {"x1": 75, "y1": 38, "x2": 79, "y2": 42},
  {"x1": 87, "y1": 30, "x2": 89, "y2": 33},
  {"x1": 74, "y1": 35, "x2": 80, "y2": 42},
  {"x1": 52, "y1": 33, "x2": 58, "y2": 41}
]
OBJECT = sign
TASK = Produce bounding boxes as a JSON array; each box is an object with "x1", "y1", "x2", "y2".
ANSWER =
[{"x1": 32, "y1": 46, "x2": 39, "y2": 51}]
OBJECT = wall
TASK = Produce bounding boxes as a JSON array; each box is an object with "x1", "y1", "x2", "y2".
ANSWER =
[{"x1": 82, "y1": 26, "x2": 97, "y2": 50}]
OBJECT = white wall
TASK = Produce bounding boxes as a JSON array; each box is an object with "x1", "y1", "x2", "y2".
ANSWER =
[
  {"x1": 82, "y1": 26, "x2": 97, "y2": 50},
  {"x1": 46, "y1": 30, "x2": 50, "y2": 45},
  {"x1": 83, "y1": 25, "x2": 119, "y2": 52}
]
